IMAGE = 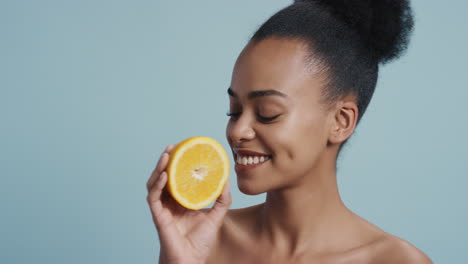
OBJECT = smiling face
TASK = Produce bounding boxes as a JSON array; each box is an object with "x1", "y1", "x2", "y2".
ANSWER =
[{"x1": 226, "y1": 37, "x2": 338, "y2": 195}]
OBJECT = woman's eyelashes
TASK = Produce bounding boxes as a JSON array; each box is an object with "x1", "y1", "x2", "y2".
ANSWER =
[
  {"x1": 226, "y1": 111, "x2": 280, "y2": 123},
  {"x1": 257, "y1": 113, "x2": 281, "y2": 122},
  {"x1": 226, "y1": 111, "x2": 241, "y2": 121}
]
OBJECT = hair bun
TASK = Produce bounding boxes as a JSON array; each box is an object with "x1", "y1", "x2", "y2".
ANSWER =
[{"x1": 294, "y1": 0, "x2": 414, "y2": 64}]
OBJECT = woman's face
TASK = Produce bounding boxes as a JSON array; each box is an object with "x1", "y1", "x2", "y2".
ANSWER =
[{"x1": 226, "y1": 38, "x2": 335, "y2": 195}]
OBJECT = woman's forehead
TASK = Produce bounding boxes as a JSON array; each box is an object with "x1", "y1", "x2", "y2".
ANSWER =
[
  {"x1": 231, "y1": 38, "x2": 326, "y2": 100},
  {"x1": 235, "y1": 38, "x2": 309, "y2": 76}
]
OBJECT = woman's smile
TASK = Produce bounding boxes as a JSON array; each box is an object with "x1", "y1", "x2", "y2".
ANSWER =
[{"x1": 233, "y1": 149, "x2": 272, "y2": 173}]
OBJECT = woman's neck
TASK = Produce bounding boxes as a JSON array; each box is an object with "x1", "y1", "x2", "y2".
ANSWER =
[{"x1": 256, "y1": 156, "x2": 356, "y2": 256}]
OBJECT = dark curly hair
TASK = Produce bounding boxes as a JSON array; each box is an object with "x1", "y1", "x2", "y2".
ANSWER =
[{"x1": 250, "y1": 0, "x2": 414, "y2": 139}]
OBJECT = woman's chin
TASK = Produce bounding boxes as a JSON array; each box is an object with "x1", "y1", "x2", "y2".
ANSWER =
[{"x1": 237, "y1": 179, "x2": 266, "y2": 195}]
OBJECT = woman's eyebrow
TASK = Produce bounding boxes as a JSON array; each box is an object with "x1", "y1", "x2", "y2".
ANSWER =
[{"x1": 227, "y1": 87, "x2": 288, "y2": 99}]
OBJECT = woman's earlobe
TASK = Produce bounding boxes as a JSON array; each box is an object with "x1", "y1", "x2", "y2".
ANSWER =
[{"x1": 328, "y1": 101, "x2": 358, "y2": 144}]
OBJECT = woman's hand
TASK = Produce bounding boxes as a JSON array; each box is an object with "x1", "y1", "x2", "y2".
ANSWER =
[{"x1": 146, "y1": 144, "x2": 232, "y2": 264}]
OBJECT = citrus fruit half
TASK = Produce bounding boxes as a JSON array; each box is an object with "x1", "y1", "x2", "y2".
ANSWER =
[{"x1": 166, "y1": 136, "x2": 230, "y2": 210}]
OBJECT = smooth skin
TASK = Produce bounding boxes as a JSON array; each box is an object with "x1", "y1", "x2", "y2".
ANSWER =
[{"x1": 147, "y1": 37, "x2": 432, "y2": 264}]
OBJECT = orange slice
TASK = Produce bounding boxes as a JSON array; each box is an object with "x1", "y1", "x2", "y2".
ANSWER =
[{"x1": 167, "y1": 136, "x2": 230, "y2": 210}]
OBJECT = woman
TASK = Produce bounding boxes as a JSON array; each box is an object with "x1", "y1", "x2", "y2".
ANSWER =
[{"x1": 147, "y1": 0, "x2": 432, "y2": 263}]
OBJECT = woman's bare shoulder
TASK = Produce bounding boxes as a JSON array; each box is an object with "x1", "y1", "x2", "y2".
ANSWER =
[
  {"x1": 206, "y1": 204, "x2": 263, "y2": 264},
  {"x1": 221, "y1": 204, "x2": 263, "y2": 239},
  {"x1": 210, "y1": 205, "x2": 432, "y2": 264},
  {"x1": 367, "y1": 233, "x2": 433, "y2": 264},
  {"x1": 226, "y1": 204, "x2": 263, "y2": 223},
  {"x1": 343, "y1": 211, "x2": 432, "y2": 264}
]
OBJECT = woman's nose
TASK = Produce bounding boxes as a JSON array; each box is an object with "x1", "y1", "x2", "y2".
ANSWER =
[{"x1": 226, "y1": 114, "x2": 256, "y2": 144}]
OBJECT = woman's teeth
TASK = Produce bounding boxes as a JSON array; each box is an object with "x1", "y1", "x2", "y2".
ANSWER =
[{"x1": 236, "y1": 155, "x2": 270, "y2": 165}]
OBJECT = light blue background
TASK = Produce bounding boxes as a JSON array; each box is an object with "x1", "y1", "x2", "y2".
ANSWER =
[{"x1": 1, "y1": 0, "x2": 467, "y2": 263}]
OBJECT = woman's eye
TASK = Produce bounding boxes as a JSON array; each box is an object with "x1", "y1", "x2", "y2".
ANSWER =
[
  {"x1": 257, "y1": 114, "x2": 281, "y2": 122},
  {"x1": 226, "y1": 111, "x2": 281, "y2": 122},
  {"x1": 226, "y1": 111, "x2": 241, "y2": 121}
]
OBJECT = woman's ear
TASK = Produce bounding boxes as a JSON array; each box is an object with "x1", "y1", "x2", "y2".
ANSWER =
[{"x1": 328, "y1": 100, "x2": 358, "y2": 145}]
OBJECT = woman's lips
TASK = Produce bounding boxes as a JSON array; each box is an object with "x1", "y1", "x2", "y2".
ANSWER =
[
  {"x1": 232, "y1": 148, "x2": 272, "y2": 173},
  {"x1": 235, "y1": 161, "x2": 269, "y2": 173},
  {"x1": 234, "y1": 155, "x2": 271, "y2": 173},
  {"x1": 234, "y1": 149, "x2": 271, "y2": 157}
]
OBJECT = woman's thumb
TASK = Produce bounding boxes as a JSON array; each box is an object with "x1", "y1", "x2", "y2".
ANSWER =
[{"x1": 207, "y1": 180, "x2": 232, "y2": 223}]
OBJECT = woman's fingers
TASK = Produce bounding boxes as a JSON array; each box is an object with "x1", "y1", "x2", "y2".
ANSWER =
[
  {"x1": 147, "y1": 171, "x2": 174, "y2": 229},
  {"x1": 166, "y1": 144, "x2": 175, "y2": 153},
  {"x1": 147, "y1": 171, "x2": 168, "y2": 207},
  {"x1": 147, "y1": 144, "x2": 174, "y2": 193},
  {"x1": 146, "y1": 153, "x2": 169, "y2": 192},
  {"x1": 208, "y1": 180, "x2": 232, "y2": 223}
]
